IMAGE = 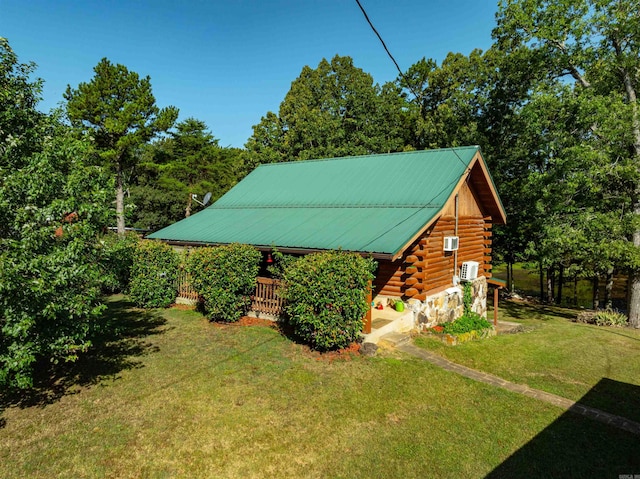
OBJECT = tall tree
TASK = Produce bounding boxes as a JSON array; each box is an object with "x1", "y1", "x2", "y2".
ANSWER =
[
  {"x1": 0, "y1": 37, "x2": 44, "y2": 170},
  {"x1": 398, "y1": 50, "x2": 490, "y2": 150},
  {"x1": 246, "y1": 55, "x2": 410, "y2": 162},
  {"x1": 65, "y1": 59, "x2": 178, "y2": 234},
  {"x1": 494, "y1": 0, "x2": 640, "y2": 324},
  {"x1": 0, "y1": 39, "x2": 112, "y2": 389},
  {"x1": 129, "y1": 118, "x2": 245, "y2": 231}
]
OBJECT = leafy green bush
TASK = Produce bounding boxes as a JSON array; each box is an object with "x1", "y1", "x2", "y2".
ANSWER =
[
  {"x1": 98, "y1": 232, "x2": 139, "y2": 293},
  {"x1": 463, "y1": 282, "x2": 473, "y2": 315},
  {"x1": 575, "y1": 309, "x2": 628, "y2": 327},
  {"x1": 129, "y1": 240, "x2": 180, "y2": 308},
  {"x1": 281, "y1": 251, "x2": 376, "y2": 351},
  {"x1": 186, "y1": 244, "x2": 262, "y2": 322},
  {"x1": 440, "y1": 312, "x2": 492, "y2": 335},
  {"x1": 594, "y1": 309, "x2": 628, "y2": 327},
  {"x1": 266, "y1": 248, "x2": 299, "y2": 279}
]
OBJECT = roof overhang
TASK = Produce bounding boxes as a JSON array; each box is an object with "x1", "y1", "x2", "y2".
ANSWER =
[{"x1": 158, "y1": 239, "x2": 396, "y2": 261}]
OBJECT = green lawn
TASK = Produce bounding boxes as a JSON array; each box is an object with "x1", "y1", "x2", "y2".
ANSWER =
[
  {"x1": 415, "y1": 300, "x2": 640, "y2": 422},
  {"x1": 1, "y1": 296, "x2": 639, "y2": 478},
  {"x1": 492, "y1": 263, "x2": 628, "y2": 308}
]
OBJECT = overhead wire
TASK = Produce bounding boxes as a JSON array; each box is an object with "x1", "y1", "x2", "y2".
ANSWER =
[
  {"x1": 354, "y1": 0, "x2": 423, "y2": 104},
  {"x1": 353, "y1": 0, "x2": 472, "y2": 172},
  {"x1": 353, "y1": 0, "x2": 480, "y2": 252}
]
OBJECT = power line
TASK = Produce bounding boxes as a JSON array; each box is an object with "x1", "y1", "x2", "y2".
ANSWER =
[
  {"x1": 354, "y1": 0, "x2": 473, "y2": 173},
  {"x1": 354, "y1": 0, "x2": 423, "y2": 103},
  {"x1": 353, "y1": 0, "x2": 477, "y2": 252}
]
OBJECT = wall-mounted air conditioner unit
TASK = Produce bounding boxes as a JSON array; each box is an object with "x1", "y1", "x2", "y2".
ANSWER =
[
  {"x1": 460, "y1": 261, "x2": 479, "y2": 281},
  {"x1": 443, "y1": 236, "x2": 459, "y2": 252}
]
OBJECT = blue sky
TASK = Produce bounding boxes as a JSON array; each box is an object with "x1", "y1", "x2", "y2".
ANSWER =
[{"x1": 2, "y1": 1, "x2": 498, "y2": 148}]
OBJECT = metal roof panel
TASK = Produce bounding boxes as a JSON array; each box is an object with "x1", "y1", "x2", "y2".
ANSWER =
[{"x1": 148, "y1": 147, "x2": 492, "y2": 255}]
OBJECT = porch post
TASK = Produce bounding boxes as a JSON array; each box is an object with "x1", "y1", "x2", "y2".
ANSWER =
[
  {"x1": 493, "y1": 286, "x2": 499, "y2": 326},
  {"x1": 487, "y1": 278, "x2": 505, "y2": 328},
  {"x1": 364, "y1": 281, "x2": 372, "y2": 334}
]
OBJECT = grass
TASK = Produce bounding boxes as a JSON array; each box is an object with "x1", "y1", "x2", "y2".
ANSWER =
[
  {"x1": 492, "y1": 263, "x2": 628, "y2": 308},
  {"x1": 1, "y1": 296, "x2": 639, "y2": 478},
  {"x1": 415, "y1": 300, "x2": 640, "y2": 423}
]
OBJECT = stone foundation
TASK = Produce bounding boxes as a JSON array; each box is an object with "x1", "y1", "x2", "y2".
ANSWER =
[{"x1": 409, "y1": 276, "x2": 487, "y2": 331}]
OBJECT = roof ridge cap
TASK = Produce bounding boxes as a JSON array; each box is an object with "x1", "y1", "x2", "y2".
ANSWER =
[{"x1": 256, "y1": 146, "x2": 480, "y2": 168}]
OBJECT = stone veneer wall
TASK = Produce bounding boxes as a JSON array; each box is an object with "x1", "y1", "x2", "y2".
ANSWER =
[{"x1": 409, "y1": 276, "x2": 487, "y2": 330}]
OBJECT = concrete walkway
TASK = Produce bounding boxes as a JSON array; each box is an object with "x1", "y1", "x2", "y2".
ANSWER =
[{"x1": 380, "y1": 333, "x2": 640, "y2": 436}]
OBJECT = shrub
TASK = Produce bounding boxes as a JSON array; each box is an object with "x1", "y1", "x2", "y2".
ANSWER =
[
  {"x1": 129, "y1": 240, "x2": 180, "y2": 308},
  {"x1": 575, "y1": 309, "x2": 628, "y2": 327},
  {"x1": 594, "y1": 309, "x2": 628, "y2": 327},
  {"x1": 186, "y1": 243, "x2": 262, "y2": 322},
  {"x1": 440, "y1": 312, "x2": 492, "y2": 335},
  {"x1": 98, "y1": 232, "x2": 139, "y2": 293},
  {"x1": 281, "y1": 250, "x2": 376, "y2": 351},
  {"x1": 266, "y1": 248, "x2": 299, "y2": 280}
]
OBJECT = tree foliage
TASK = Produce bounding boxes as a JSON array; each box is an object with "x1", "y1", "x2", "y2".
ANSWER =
[
  {"x1": 246, "y1": 55, "x2": 410, "y2": 163},
  {"x1": 492, "y1": 0, "x2": 640, "y2": 320},
  {"x1": 65, "y1": 59, "x2": 179, "y2": 234},
  {"x1": 0, "y1": 39, "x2": 112, "y2": 388},
  {"x1": 399, "y1": 50, "x2": 490, "y2": 150},
  {"x1": 129, "y1": 118, "x2": 245, "y2": 231}
]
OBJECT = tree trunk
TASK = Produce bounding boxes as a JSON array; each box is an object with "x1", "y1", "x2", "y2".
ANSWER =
[
  {"x1": 546, "y1": 268, "x2": 554, "y2": 304},
  {"x1": 557, "y1": 264, "x2": 564, "y2": 305},
  {"x1": 628, "y1": 269, "x2": 640, "y2": 326},
  {"x1": 185, "y1": 192, "x2": 192, "y2": 218},
  {"x1": 507, "y1": 260, "x2": 513, "y2": 292},
  {"x1": 592, "y1": 276, "x2": 600, "y2": 310},
  {"x1": 573, "y1": 275, "x2": 578, "y2": 307},
  {"x1": 539, "y1": 262, "x2": 544, "y2": 302},
  {"x1": 604, "y1": 267, "x2": 614, "y2": 310},
  {"x1": 116, "y1": 165, "x2": 125, "y2": 235},
  {"x1": 616, "y1": 38, "x2": 640, "y2": 326}
]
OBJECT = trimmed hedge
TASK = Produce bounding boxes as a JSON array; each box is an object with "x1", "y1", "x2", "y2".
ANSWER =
[
  {"x1": 129, "y1": 240, "x2": 180, "y2": 308},
  {"x1": 186, "y1": 243, "x2": 261, "y2": 322},
  {"x1": 281, "y1": 250, "x2": 375, "y2": 351}
]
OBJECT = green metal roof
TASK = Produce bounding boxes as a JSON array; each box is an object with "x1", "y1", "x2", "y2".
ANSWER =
[{"x1": 148, "y1": 146, "x2": 482, "y2": 257}]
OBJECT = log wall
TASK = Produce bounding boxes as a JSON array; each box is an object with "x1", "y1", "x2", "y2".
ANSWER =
[{"x1": 373, "y1": 181, "x2": 493, "y2": 300}]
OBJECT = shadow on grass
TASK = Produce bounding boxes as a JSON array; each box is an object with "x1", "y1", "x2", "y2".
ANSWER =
[
  {"x1": 486, "y1": 378, "x2": 640, "y2": 479},
  {"x1": 0, "y1": 296, "x2": 168, "y2": 415},
  {"x1": 501, "y1": 299, "x2": 578, "y2": 321}
]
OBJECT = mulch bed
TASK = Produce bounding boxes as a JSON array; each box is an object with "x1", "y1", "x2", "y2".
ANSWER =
[
  {"x1": 238, "y1": 316, "x2": 278, "y2": 328},
  {"x1": 312, "y1": 342, "x2": 361, "y2": 362},
  {"x1": 169, "y1": 303, "x2": 196, "y2": 311}
]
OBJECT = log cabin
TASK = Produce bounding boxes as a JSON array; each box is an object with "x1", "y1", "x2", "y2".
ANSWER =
[{"x1": 148, "y1": 146, "x2": 506, "y2": 323}]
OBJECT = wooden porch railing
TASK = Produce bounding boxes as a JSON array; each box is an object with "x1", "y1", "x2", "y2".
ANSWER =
[
  {"x1": 176, "y1": 268, "x2": 199, "y2": 301},
  {"x1": 251, "y1": 277, "x2": 284, "y2": 316}
]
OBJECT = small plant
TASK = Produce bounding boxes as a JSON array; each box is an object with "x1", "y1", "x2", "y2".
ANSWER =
[
  {"x1": 281, "y1": 250, "x2": 376, "y2": 351},
  {"x1": 186, "y1": 243, "x2": 261, "y2": 322},
  {"x1": 575, "y1": 310, "x2": 597, "y2": 324},
  {"x1": 463, "y1": 281, "x2": 473, "y2": 315},
  {"x1": 129, "y1": 240, "x2": 180, "y2": 308},
  {"x1": 440, "y1": 312, "x2": 492, "y2": 336},
  {"x1": 594, "y1": 309, "x2": 628, "y2": 327},
  {"x1": 575, "y1": 309, "x2": 628, "y2": 327}
]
